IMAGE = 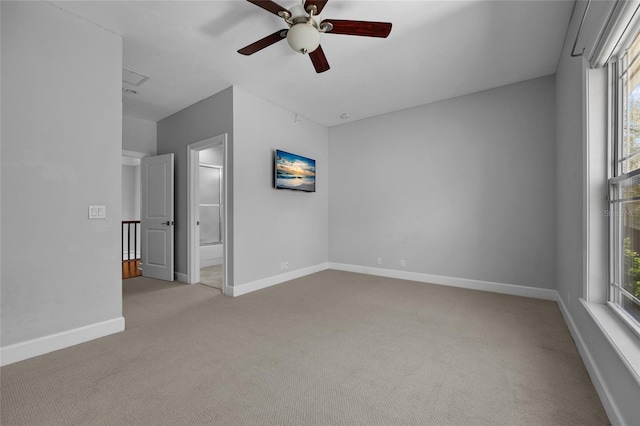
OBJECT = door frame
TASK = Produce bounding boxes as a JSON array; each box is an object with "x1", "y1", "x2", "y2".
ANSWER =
[
  {"x1": 122, "y1": 149, "x2": 149, "y2": 165},
  {"x1": 187, "y1": 133, "x2": 229, "y2": 295}
]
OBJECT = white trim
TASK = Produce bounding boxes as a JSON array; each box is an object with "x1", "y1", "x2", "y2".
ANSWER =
[
  {"x1": 122, "y1": 149, "x2": 149, "y2": 166},
  {"x1": 175, "y1": 272, "x2": 188, "y2": 283},
  {"x1": 230, "y1": 262, "x2": 557, "y2": 301},
  {"x1": 122, "y1": 157, "x2": 140, "y2": 167},
  {"x1": 583, "y1": 60, "x2": 592, "y2": 302},
  {"x1": 591, "y1": 0, "x2": 640, "y2": 68},
  {"x1": 187, "y1": 145, "x2": 200, "y2": 284},
  {"x1": 221, "y1": 138, "x2": 231, "y2": 296},
  {"x1": 0, "y1": 317, "x2": 125, "y2": 367},
  {"x1": 231, "y1": 263, "x2": 330, "y2": 297},
  {"x1": 556, "y1": 297, "x2": 627, "y2": 426},
  {"x1": 122, "y1": 150, "x2": 150, "y2": 159},
  {"x1": 587, "y1": 301, "x2": 640, "y2": 385},
  {"x1": 328, "y1": 263, "x2": 558, "y2": 301},
  {"x1": 584, "y1": 65, "x2": 609, "y2": 304}
]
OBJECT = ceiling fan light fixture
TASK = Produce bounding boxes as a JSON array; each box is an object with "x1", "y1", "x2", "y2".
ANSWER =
[
  {"x1": 286, "y1": 22, "x2": 320, "y2": 54},
  {"x1": 239, "y1": 0, "x2": 392, "y2": 73},
  {"x1": 288, "y1": 4, "x2": 307, "y2": 19}
]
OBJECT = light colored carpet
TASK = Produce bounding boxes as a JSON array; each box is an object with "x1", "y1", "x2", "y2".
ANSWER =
[
  {"x1": 1, "y1": 270, "x2": 609, "y2": 425},
  {"x1": 199, "y1": 264, "x2": 223, "y2": 289}
]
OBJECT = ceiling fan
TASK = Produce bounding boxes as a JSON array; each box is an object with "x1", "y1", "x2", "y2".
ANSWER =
[{"x1": 238, "y1": 0, "x2": 392, "y2": 73}]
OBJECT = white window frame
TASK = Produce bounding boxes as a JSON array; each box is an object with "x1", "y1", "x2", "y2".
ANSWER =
[{"x1": 608, "y1": 38, "x2": 640, "y2": 339}]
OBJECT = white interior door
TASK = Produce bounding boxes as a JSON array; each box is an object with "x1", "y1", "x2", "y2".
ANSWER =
[{"x1": 141, "y1": 153, "x2": 174, "y2": 281}]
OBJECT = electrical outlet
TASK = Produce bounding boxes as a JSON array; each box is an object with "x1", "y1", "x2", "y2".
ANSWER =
[
  {"x1": 376, "y1": 257, "x2": 382, "y2": 265},
  {"x1": 284, "y1": 261, "x2": 289, "y2": 270},
  {"x1": 400, "y1": 259, "x2": 406, "y2": 268}
]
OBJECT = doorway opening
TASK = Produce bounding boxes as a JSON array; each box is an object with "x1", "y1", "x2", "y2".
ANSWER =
[
  {"x1": 121, "y1": 150, "x2": 148, "y2": 279},
  {"x1": 187, "y1": 134, "x2": 229, "y2": 295}
]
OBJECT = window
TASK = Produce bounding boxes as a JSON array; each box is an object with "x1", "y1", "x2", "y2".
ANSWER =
[{"x1": 609, "y1": 30, "x2": 640, "y2": 336}]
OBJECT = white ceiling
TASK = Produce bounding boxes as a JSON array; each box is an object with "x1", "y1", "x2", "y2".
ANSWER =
[{"x1": 52, "y1": 0, "x2": 574, "y2": 127}]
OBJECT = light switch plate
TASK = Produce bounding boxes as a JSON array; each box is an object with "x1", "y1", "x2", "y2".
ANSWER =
[{"x1": 88, "y1": 205, "x2": 106, "y2": 219}]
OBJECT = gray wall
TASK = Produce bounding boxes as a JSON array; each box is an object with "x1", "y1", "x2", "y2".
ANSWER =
[
  {"x1": 121, "y1": 165, "x2": 139, "y2": 221},
  {"x1": 329, "y1": 76, "x2": 557, "y2": 290},
  {"x1": 1, "y1": 2, "x2": 123, "y2": 345},
  {"x1": 157, "y1": 87, "x2": 234, "y2": 281},
  {"x1": 123, "y1": 115, "x2": 157, "y2": 155},
  {"x1": 232, "y1": 88, "x2": 329, "y2": 285},
  {"x1": 157, "y1": 86, "x2": 329, "y2": 287}
]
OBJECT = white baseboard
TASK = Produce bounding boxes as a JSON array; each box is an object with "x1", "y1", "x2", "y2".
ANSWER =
[
  {"x1": 175, "y1": 272, "x2": 188, "y2": 283},
  {"x1": 230, "y1": 262, "x2": 557, "y2": 301},
  {"x1": 0, "y1": 317, "x2": 125, "y2": 367},
  {"x1": 329, "y1": 263, "x2": 558, "y2": 301},
  {"x1": 231, "y1": 263, "x2": 330, "y2": 297}
]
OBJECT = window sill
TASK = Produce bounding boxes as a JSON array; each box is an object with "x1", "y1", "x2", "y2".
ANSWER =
[{"x1": 581, "y1": 299, "x2": 640, "y2": 386}]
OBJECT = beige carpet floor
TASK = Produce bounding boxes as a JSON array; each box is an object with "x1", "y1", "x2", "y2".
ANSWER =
[{"x1": 1, "y1": 270, "x2": 609, "y2": 425}]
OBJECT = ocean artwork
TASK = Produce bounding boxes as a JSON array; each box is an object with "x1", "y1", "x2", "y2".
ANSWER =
[{"x1": 275, "y1": 150, "x2": 316, "y2": 192}]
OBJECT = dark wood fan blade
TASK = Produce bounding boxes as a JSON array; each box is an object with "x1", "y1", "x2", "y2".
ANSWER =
[
  {"x1": 322, "y1": 19, "x2": 392, "y2": 38},
  {"x1": 304, "y1": 0, "x2": 328, "y2": 14},
  {"x1": 309, "y1": 45, "x2": 330, "y2": 73},
  {"x1": 246, "y1": 0, "x2": 290, "y2": 17},
  {"x1": 238, "y1": 30, "x2": 287, "y2": 55}
]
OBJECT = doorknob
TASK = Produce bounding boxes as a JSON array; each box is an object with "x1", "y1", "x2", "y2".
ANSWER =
[{"x1": 162, "y1": 221, "x2": 174, "y2": 226}]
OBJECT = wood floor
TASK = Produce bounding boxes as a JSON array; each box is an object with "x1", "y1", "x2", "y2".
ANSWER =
[{"x1": 122, "y1": 259, "x2": 141, "y2": 279}]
